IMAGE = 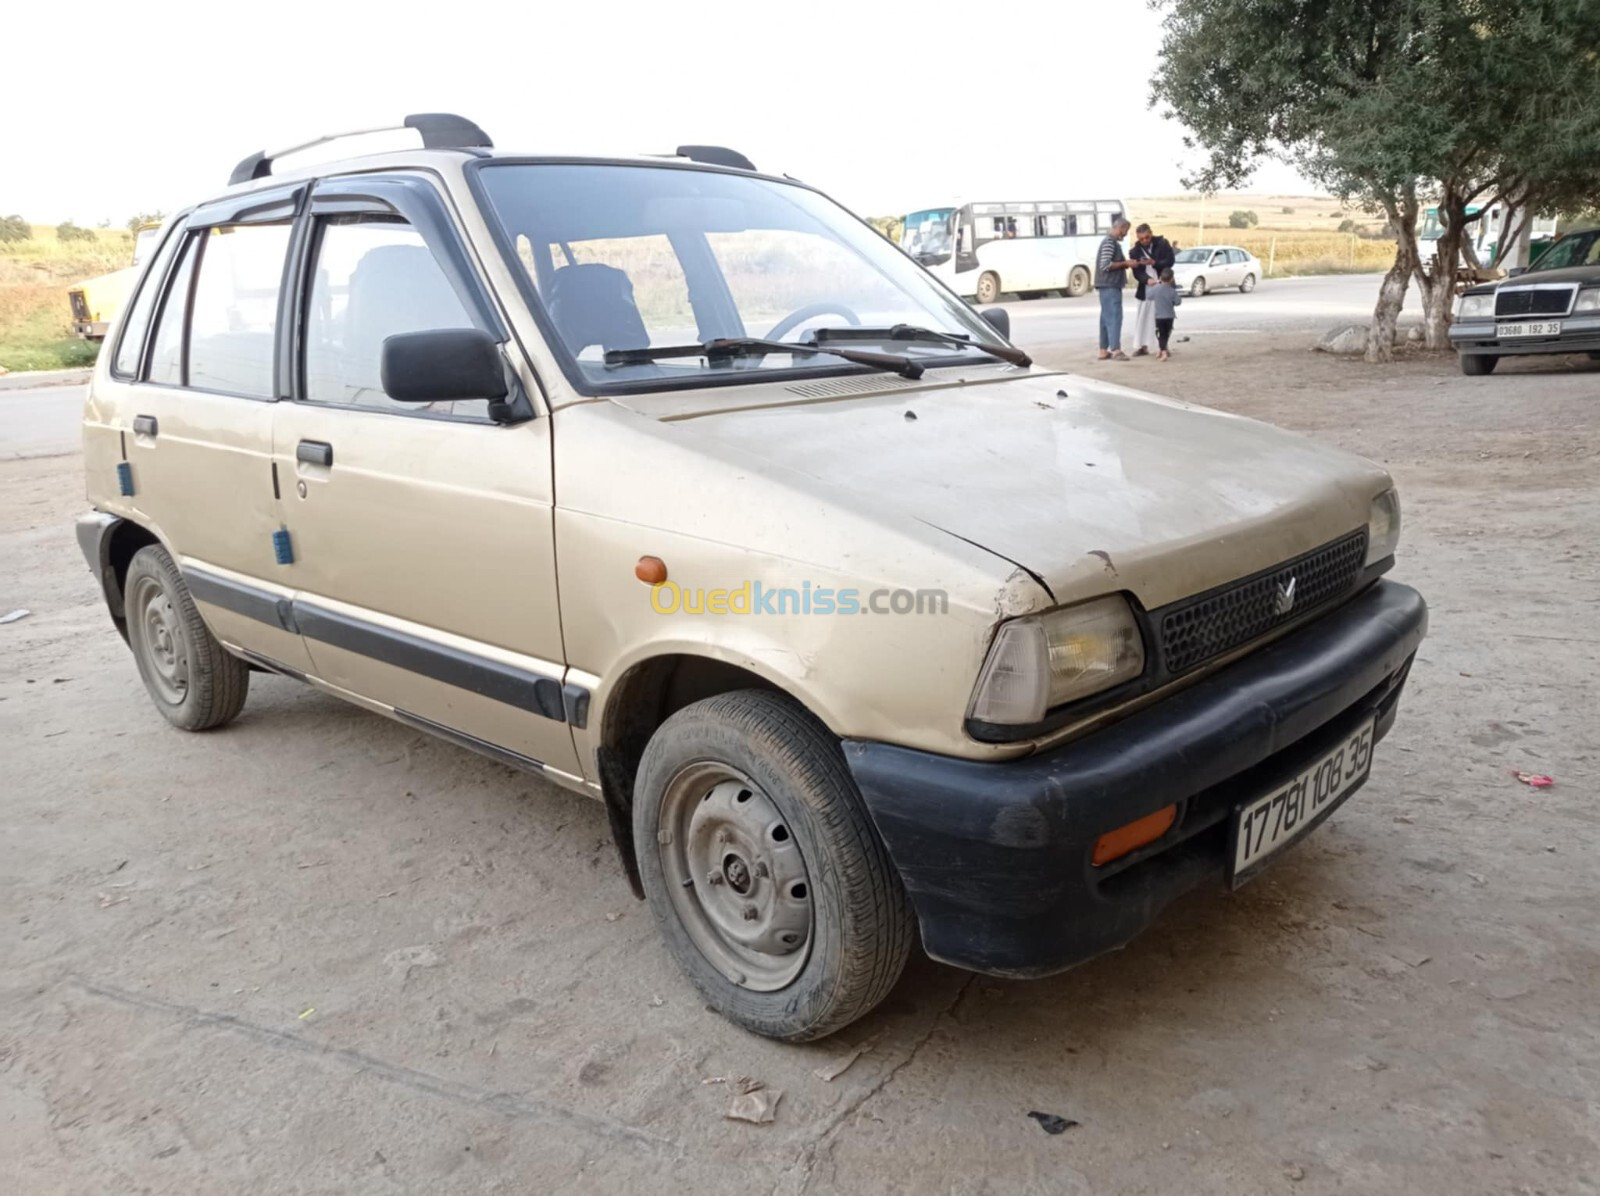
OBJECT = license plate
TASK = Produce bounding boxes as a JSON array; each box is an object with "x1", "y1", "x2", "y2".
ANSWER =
[
  {"x1": 1230, "y1": 717, "x2": 1375, "y2": 883},
  {"x1": 1497, "y1": 321, "x2": 1562, "y2": 337}
]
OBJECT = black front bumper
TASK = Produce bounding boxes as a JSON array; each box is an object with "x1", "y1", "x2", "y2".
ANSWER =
[{"x1": 843, "y1": 579, "x2": 1427, "y2": 978}]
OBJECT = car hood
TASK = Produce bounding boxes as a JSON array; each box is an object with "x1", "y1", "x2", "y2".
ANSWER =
[{"x1": 628, "y1": 370, "x2": 1389, "y2": 610}]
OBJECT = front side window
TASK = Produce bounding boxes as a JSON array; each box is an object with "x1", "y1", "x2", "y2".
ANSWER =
[
  {"x1": 477, "y1": 163, "x2": 1002, "y2": 392},
  {"x1": 303, "y1": 216, "x2": 486, "y2": 417},
  {"x1": 188, "y1": 223, "x2": 292, "y2": 397}
]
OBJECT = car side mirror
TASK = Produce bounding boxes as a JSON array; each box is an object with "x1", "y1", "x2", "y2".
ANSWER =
[
  {"x1": 381, "y1": 328, "x2": 510, "y2": 406},
  {"x1": 1506, "y1": 266, "x2": 1528, "y2": 278},
  {"x1": 979, "y1": 307, "x2": 1011, "y2": 339}
]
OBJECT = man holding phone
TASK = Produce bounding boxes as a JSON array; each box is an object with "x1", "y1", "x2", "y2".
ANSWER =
[{"x1": 1129, "y1": 223, "x2": 1177, "y2": 356}]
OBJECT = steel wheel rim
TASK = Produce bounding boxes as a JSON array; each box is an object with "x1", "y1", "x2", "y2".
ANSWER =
[
  {"x1": 131, "y1": 574, "x2": 189, "y2": 705},
  {"x1": 658, "y1": 761, "x2": 813, "y2": 991}
]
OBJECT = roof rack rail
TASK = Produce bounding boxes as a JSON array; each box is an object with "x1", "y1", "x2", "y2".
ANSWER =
[
  {"x1": 676, "y1": 145, "x2": 757, "y2": 172},
  {"x1": 228, "y1": 113, "x2": 493, "y2": 187}
]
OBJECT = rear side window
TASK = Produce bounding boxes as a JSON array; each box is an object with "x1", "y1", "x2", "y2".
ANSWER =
[
  {"x1": 112, "y1": 226, "x2": 181, "y2": 378},
  {"x1": 188, "y1": 224, "x2": 292, "y2": 397},
  {"x1": 302, "y1": 216, "x2": 485, "y2": 417},
  {"x1": 146, "y1": 236, "x2": 199, "y2": 387}
]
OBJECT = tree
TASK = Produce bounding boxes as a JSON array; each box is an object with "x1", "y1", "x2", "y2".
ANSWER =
[
  {"x1": 56, "y1": 221, "x2": 96, "y2": 243},
  {"x1": 1228, "y1": 209, "x2": 1258, "y2": 228},
  {"x1": 126, "y1": 210, "x2": 166, "y2": 232},
  {"x1": 0, "y1": 214, "x2": 30, "y2": 243},
  {"x1": 1152, "y1": 0, "x2": 1600, "y2": 362}
]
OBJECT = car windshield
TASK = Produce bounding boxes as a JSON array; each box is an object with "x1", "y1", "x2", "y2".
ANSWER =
[
  {"x1": 900, "y1": 208, "x2": 955, "y2": 259},
  {"x1": 474, "y1": 164, "x2": 1004, "y2": 391},
  {"x1": 1174, "y1": 248, "x2": 1210, "y2": 264},
  {"x1": 1529, "y1": 229, "x2": 1600, "y2": 272}
]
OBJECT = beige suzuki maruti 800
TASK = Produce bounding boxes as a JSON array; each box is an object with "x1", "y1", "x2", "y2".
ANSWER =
[{"x1": 77, "y1": 115, "x2": 1426, "y2": 1040}]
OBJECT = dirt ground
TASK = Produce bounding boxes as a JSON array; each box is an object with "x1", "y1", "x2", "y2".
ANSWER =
[{"x1": 3, "y1": 334, "x2": 1598, "y2": 1195}]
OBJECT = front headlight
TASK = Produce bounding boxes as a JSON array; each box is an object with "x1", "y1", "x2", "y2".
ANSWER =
[
  {"x1": 1366, "y1": 488, "x2": 1401, "y2": 565},
  {"x1": 1576, "y1": 288, "x2": 1600, "y2": 312},
  {"x1": 1458, "y1": 293, "x2": 1494, "y2": 319},
  {"x1": 968, "y1": 595, "x2": 1146, "y2": 725}
]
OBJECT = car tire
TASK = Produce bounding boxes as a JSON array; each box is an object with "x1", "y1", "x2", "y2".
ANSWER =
[
  {"x1": 976, "y1": 272, "x2": 1001, "y2": 305},
  {"x1": 1460, "y1": 353, "x2": 1499, "y2": 376},
  {"x1": 633, "y1": 689, "x2": 914, "y2": 1042},
  {"x1": 1066, "y1": 266, "x2": 1091, "y2": 298},
  {"x1": 1240, "y1": 273, "x2": 1257, "y2": 293},
  {"x1": 124, "y1": 544, "x2": 250, "y2": 731},
  {"x1": 1190, "y1": 276, "x2": 1208, "y2": 297}
]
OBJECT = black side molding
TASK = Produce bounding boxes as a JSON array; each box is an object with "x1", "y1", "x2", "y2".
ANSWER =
[
  {"x1": 182, "y1": 565, "x2": 589, "y2": 727},
  {"x1": 292, "y1": 601, "x2": 569, "y2": 722}
]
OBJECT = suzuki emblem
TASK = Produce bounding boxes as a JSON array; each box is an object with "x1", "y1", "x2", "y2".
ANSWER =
[{"x1": 1274, "y1": 576, "x2": 1297, "y2": 615}]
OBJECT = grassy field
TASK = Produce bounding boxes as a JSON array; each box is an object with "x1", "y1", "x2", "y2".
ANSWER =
[
  {"x1": 1127, "y1": 194, "x2": 1397, "y2": 276},
  {"x1": 0, "y1": 226, "x2": 133, "y2": 372}
]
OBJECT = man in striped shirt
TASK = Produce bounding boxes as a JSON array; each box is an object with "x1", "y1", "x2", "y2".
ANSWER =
[{"x1": 1094, "y1": 217, "x2": 1135, "y2": 360}]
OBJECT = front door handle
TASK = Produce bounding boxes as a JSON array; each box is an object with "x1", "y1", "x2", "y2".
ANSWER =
[
  {"x1": 133, "y1": 415, "x2": 158, "y2": 437},
  {"x1": 296, "y1": 440, "x2": 333, "y2": 468}
]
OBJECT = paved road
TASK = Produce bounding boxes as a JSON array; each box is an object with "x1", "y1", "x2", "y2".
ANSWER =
[
  {"x1": 0, "y1": 384, "x2": 85, "y2": 460},
  {"x1": 1000, "y1": 271, "x2": 1408, "y2": 352},
  {"x1": 0, "y1": 275, "x2": 1404, "y2": 462}
]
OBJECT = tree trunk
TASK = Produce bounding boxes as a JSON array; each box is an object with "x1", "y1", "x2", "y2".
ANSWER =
[
  {"x1": 1415, "y1": 193, "x2": 1468, "y2": 351},
  {"x1": 1367, "y1": 192, "x2": 1419, "y2": 364}
]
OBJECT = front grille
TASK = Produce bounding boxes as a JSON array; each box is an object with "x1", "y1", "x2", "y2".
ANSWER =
[
  {"x1": 1158, "y1": 531, "x2": 1368, "y2": 674},
  {"x1": 69, "y1": 290, "x2": 91, "y2": 321},
  {"x1": 1495, "y1": 286, "x2": 1575, "y2": 318}
]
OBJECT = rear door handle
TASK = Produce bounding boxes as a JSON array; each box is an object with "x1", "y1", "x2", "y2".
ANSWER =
[
  {"x1": 296, "y1": 440, "x2": 333, "y2": 468},
  {"x1": 133, "y1": 415, "x2": 158, "y2": 437}
]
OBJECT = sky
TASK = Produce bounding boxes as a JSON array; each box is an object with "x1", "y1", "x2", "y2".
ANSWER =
[{"x1": 0, "y1": 0, "x2": 1314, "y2": 226}]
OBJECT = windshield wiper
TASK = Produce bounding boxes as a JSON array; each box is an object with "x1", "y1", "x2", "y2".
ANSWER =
[
  {"x1": 604, "y1": 337, "x2": 925, "y2": 380},
  {"x1": 812, "y1": 324, "x2": 1032, "y2": 367}
]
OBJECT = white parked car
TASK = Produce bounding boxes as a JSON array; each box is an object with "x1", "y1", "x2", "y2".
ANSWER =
[{"x1": 1171, "y1": 245, "x2": 1262, "y2": 296}]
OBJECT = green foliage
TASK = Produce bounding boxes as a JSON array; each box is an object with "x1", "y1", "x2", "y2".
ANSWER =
[
  {"x1": 1228, "y1": 209, "x2": 1258, "y2": 228},
  {"x1": 0, "y1": 214, "x2": 30, "y2": 243},
  {"x1": 56, "y1": 221, "x2": 96, "y2": 243},
  {"x1": 1152, "y1": 0, "x2": 1600, "y2": 216},
  {"x1": 865, "y1": 215, "x2": 903, "y2": 243},
  {"x1": 126, "y1": 211, "x2": 165, "y2": 232},
  {"x1": 1338, "y1": 218, "x2": 1358, "y2": 232},
  {"x1": 1281, "y1": 206, "x2": 1296, "y2": 214}
]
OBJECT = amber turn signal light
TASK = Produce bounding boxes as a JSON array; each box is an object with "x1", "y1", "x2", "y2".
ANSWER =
[
  {"x1": 635, "y1": 556, "x2": 668, "y2": 585},
  {"x1": 1091, "y1": 804, "x2": 1178, "y2": 867}
]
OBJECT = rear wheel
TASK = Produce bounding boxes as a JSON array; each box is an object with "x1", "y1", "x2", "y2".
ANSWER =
[
  {"x1": 1066, "y1": 266, "x2": 1091, "y2": 298},
  {"x1": 1240, "y1": 273, "x2": 1257, "y2": 293},
  {"x1": 1460, "y1": 353, "x2": 1499, "y2": 376},
  {"x1": 1190, "y1": 276, "x2": 1208, "y2": 297},
  {"x1": 125, "y1": 544, "x2": 249, "y2": 730},
  {"x1": 634, "y1": 690, "x2": 914, "y2": 1041},
  {"x1": 976, "y1": 272, "x2": 1001, "y2": 305}
]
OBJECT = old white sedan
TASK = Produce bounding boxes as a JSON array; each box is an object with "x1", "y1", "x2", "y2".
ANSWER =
[{"x1": 1171, "y1": 245, "x2": 1262, "y2": 296}]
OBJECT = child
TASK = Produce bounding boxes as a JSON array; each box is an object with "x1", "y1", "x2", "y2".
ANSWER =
[{"x1": 1150, "y1": 269, "x2": 1182, "y2": 361}]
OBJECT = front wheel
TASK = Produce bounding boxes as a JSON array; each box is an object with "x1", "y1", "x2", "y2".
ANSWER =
[
  {"x1": 976, "y1": 271, "x2": 1001, "y2": 305},
  {"x1": 1460, "y1": 353, "x2": 1499, "y2": 376},
  {"x1": 634, "y1": 691, "x2": 914, "y2": 1041},
  {"x1": 1066, "y1": 266, "x2": 1091, "y2": 298},
  {"x1": 125, "y1": 544, "x2": 250, "y2": 730},
  {"x1": 1189, "y1": 276, "x2": 1208, "y2": 297},
  {"x1": 1240, "y1": 273, "x2": 1257, "y2": 293}
]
